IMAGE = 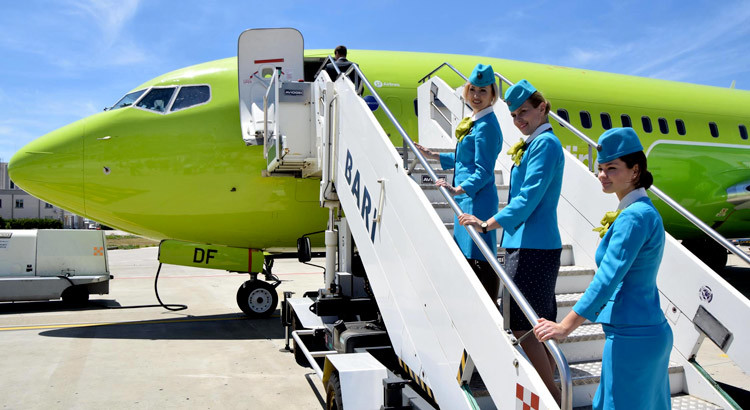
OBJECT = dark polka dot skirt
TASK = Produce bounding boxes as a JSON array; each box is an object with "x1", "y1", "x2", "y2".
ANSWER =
[{"x1": 502, "y1": 247, "x2": 562, "y2": 331}]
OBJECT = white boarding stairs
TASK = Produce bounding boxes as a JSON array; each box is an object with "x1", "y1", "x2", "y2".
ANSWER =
[
  {"x1": 238, "y1": 28, "x2": 323, "y2": 178},
  {"x1": 237, "y1": 29, "x2": 558, "y2": 409},
  {"x1": 315, "y1": 69, "x2": 566, "y2": 409},
  {"x1": 417, "y1": 67, "x2": 750, "y2": 409}
]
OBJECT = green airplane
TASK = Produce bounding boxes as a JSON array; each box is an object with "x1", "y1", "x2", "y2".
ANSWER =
[{"x1": 8, "y1": 48, "x2": 750, "y2": 282}]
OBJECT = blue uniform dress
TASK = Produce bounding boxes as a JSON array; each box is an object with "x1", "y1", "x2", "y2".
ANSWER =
[
  {"x1": 439, "y1": 106, "x2": 503, "y2": 262},
  {"x1": 493, "y1": 123, "x2": 564, "y2": 329},
  {"x1": 573, "y1": 188, "x2": 672, "y2": 410}
]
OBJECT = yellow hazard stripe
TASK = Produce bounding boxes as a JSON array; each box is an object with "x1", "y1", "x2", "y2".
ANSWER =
[
  {"x1": 456, "y1": 349, "x2": 468, "y2": 385},
  {"x1": 398, "y1": 357, "x2": 434, "y2": 400}
]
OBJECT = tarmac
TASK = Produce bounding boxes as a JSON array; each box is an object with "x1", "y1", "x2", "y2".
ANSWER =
[
  {"x1": 0, "y1": 246, "x2": 327, "y2": 409},
  {"x1": 0, "y1": 242, "x2": 748, "y2": 409}
]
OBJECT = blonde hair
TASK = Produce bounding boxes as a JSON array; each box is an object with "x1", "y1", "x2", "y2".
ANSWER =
[{"x1": 463, "y1": 81, "x2": 499, "y2": 106}]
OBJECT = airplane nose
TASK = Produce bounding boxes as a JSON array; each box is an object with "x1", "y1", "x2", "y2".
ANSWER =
[{"x1": 8, "y1": 119, "x2": 86, "y2": 214}]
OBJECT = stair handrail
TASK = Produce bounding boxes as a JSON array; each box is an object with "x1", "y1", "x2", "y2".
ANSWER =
[
  {"x1": 262, "y1": 67, "x2": 282, "y2": 160},
  {"x1": 492, "y1": 73, "x2": 750, "y2": 266},
  {"x1": 324, "y1": 55, "x2": 342, "y2": 77},
  {"x1": 418, "y1": 62, "x2": 468, "y2": 84},
  {"x1": 344, "y1": 62, "x2": 574, "y2": 410}
]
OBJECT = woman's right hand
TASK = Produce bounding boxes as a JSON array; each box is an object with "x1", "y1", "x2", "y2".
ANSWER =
[
  {"x1": 458, "y1": 213, "x2": 482, "y2": 227},
  {"x1": 415, "y1": 143, "x2": 437, "y2": 160}
]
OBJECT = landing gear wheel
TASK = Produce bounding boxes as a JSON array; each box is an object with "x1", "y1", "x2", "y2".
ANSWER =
[
  {"x1": 325, "y1": 372, "x2": 343, "y2": 410},
  {"x1": 61, "y1": 285, "x2": 89, "y2": 306},
  {"x1": 236, "y1": 280, "x2": 278, "y2": 318}
]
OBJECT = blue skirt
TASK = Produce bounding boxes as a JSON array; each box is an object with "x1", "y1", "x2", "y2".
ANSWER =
[{"x1": 594, "y1": 320, "x2": 673, "y2": 410}]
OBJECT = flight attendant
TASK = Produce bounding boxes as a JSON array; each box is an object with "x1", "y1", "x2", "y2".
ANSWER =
[
  {"x1": 534, "y1": 127, "x2": 672, "y2": 410},
  {"x1": 416, "y1": 63, "x2": 503, "y2": 301},
  {"x1": 458, "y1": 79, "x2": 564, "y2": 402}
]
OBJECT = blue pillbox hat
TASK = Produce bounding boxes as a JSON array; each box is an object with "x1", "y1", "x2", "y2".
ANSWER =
[
  {"x1": 504, "y1": 79, "x2": 537, "y2": 112},
  {"x1": 468, "y1": 63, "x2": 495, "y2": 87},
  {"x1": 597, "y1": 127, "x2": 644, "y2": 163}
]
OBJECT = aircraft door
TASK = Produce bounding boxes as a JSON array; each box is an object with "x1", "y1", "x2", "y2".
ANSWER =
[{"x1": 238, "y1": 28, "x2": 304, "y2": 147}]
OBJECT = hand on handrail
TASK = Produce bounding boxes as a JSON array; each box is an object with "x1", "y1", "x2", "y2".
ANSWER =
[
  {"x1": 457, "y1": 214, "x2": 483, "y2": 229},
  {"x1": 414, "y1": 143, "x2": 439, "y2": 160},
  {"x1": 436, "y1": 179, "x2": 463, "y2": 196}
]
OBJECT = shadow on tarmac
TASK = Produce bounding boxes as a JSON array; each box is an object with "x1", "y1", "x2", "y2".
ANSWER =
[
  {"x1": 0, "y1": 299, "x2": 125, "y2": 314},
  {"x1": 38, "y1": 311, "x2": 284, "y2": 340}
]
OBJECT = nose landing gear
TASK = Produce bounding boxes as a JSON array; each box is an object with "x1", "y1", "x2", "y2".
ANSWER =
[{"x1": 236, "y1": 258, "x2": 281, "y2": 318}]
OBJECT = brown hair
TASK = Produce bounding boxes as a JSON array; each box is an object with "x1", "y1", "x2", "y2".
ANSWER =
[
  {"x1": 620, "y1": 151, "x2": 654, "y2": 189},
  {"x1": 526, "y1": 91, "x2": 551, "y2": 115}
]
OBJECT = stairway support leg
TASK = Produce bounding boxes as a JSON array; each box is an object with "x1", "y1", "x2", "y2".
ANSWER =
[{"x1": 324, "y1": 207, "x2": 338, "y2": 294}]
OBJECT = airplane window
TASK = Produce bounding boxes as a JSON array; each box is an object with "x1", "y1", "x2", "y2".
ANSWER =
[
  {"x1": 580, "y1": 111, "x2": 592, "y2": 129},
  {"x1": 109, "y1": 89, "x2": 146, "y2": 110},
  {"x1": 136, "y1": 87, "x2": 176, "y2": 113},
  {"x1": 641, "y1": 116, "x2": 653, "y2": 133},
  {"x1": 620, "y1": 114, "x2": 632, "y2": 128},
  {"x1": 658, "y1": 117, "x2": 669, "y2": 134},
  {"x1": 676, "y1": 119, "x2": 686, "y2": 135},
  {"x1": 557, "y1": 109, "x2": 569, "y2": 123},
  {"x1": 171, "y1": 85, "x2": 211, "y2": 112},
  {"x1": 739, "y1": 125, "x2": 748, "y2": 140},
  {"x1": 709, "y1": 122, "x2": 719, "y2": 138},
  {"x1": 600, "y1": 113, "x2": 612, "y2": 130}
]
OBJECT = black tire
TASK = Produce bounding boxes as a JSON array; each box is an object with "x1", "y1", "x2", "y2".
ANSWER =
[
  {"x1": 61, "y1": 285, "x2": 89, "y2": 306},
  {"x1": 325, "y1": 372, "x2": 343, "y2": 410},
  {"x1": 236, "y1": 280, "x2": 278, "y2": 318}
]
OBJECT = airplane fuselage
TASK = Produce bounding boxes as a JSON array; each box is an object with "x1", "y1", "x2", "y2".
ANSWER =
[{"x1": 9, "y1": 50, "x2": 750, "y2": 250}]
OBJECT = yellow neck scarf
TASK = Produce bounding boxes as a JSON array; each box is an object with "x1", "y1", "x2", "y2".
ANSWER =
[
  {"x1": 455, "y1": 117, "x2": 473, "y2": 142},
  {"x1": 507, "y1": 140, "x2": 527, "y2": 166},
  {"x1": 593, "y1": 210, "x2": 622, "y2": 238}
]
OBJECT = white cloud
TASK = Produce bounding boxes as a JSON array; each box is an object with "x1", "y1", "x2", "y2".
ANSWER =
[
  {"x1": 67, "y1": 0, "x2": 141, "y2": 46},
  {"x1": 626, "y1": 4, "x2": 750, "y2": 83},
  {"x1": 478, "y1": 35, "x2": 509, "y2": 58}
]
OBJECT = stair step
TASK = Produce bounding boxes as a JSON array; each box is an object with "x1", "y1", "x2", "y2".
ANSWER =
[
  {"x1": 556, "y1": 265, "x2": 595, "y2": 292},
  {"x1": 432, "y1": 201, "x2": 507, "y2": 221},
  {"x1": 396, "y1": 146, "x2": 455, "y2": 154},
  {"x1": 560, "y1": 360, "x2": 685, "y2": 408},
  {"x1": 559, "y1": 323, "x2": 605, "y2": 363},
  {"x1": 410, "y1": 169, "x2": 504, "y2": 185},
  {"x1": 555, "y1": 292, "x2": 584, "y2": 322},
  {"x1": 468, "y1": 362, "x2": 710, "y2": 410},
  {"x1": 420, "y1": 183, "x2": 508, "y2": 203},
  {"x1": 669, "y1": 394, "x2": 723, "y2": 410},
  {"x1": 573, "y1": 393, "x2": 723, "y2": 410}
]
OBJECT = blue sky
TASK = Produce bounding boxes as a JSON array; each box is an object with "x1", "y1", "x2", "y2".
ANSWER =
[{"x1": 1, "y1": 0, "x2": 749, "y2": 162}]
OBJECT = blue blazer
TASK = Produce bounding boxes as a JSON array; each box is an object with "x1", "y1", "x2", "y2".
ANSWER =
[
  {"x1": 494, "y1": 129, "x2": 563, "y2": 249},
  {"x1": 573, "y1": 197, "x2": 666, "y2": 326},
  {"x1": 439, "y1": 112, "x2": 503, "y2": 261}
]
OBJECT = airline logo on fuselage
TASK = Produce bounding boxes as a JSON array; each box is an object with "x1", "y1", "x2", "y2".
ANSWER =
[{"x1": 373, "y1": 80, "x2": 400, "y2": 88}]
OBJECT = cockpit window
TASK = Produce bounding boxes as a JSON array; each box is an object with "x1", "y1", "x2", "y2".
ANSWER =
[
  {"x1": 136, "y1": 87, "x2": 176, "y2": 113},
  {"x1": 110, "y1": 89, "x2": 146, "y2": 110},
  {"x1": 170, "y1": 85, "x2": 211, "y2": 112}
]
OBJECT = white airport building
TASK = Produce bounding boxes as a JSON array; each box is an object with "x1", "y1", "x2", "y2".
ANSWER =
[{"x1": 0, "y1": 162, "x2": 87, "y2": 228}]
